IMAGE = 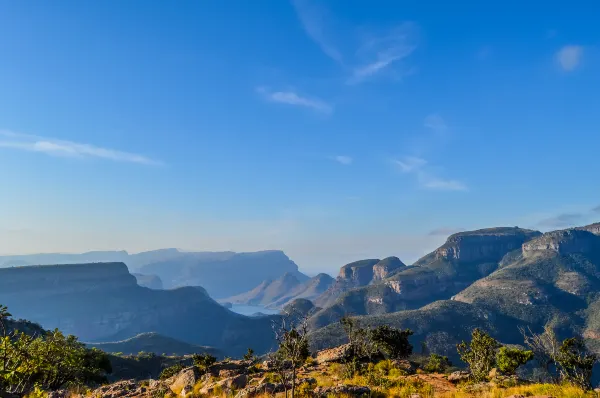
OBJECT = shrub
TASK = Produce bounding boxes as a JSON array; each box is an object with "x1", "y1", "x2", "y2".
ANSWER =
[
  {"x1": 496, "y1": 346, "x2": 534, "y2": 375},
  {"x1": 423, "y1": 353, "x2": 452, "y2": 373},
  {"x1": 371, "y1": 325, "x2": 414, "y2": 359},
  {"x1": 159, "y1": 363, "x2": 185, "y2": 380},
  {"x1": 243, "y1": 348, "x2": 255, "y2": 361},
  {"x1": 556, "y1": 337, "x2": 597, "y2": 390},
  {"x1": 456, "y1": 328, "x2": 501, "y2": 382},
  {"x1": 192, "y1": 353, "x2": 216, "y2": 371}
]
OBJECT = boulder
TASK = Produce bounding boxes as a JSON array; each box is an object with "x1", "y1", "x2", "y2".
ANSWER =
[
  {"x1": 313, "y1": 385, "x2": 371, "y2": 397},
  {"x1": 90, "y1": 380, "x2": 140, "y2": 398},
  {"x1": 447, "y1": 370, "x2": 471, "y2": 383},
  {"x1": 235, "y1": 383, "x2": 285, "y2": 398},
  {"x1": 47, "y1": 391, "x2": 69, "y2": 398},
  {"x1": 391, "y1": 359, "x2": 417, "y2": 375},
  {"x1": 169, "y1": 366, "x2": 201, "y2": 394},
  {"x1": 315, "y1": 343, "x2": 352, "y2": 364}
]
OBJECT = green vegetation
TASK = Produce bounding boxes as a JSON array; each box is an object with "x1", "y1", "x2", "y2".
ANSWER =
[
  {"x1": 0, "y1": 304, "x2": 111, "y2": 395},
  {"x1": 158, "y1": 363, "x2": 184, "y2": 380},
  {"x1": 496, "y1": 346, "x2": 534, "y2": 375},
  {"x1": 371, "y1": 325, "x2": 414, "y2": 359},
  {"x1": 457, "y1": 329, "x2": 502, "y2": 381},
  {"x1": 424, "y1": 353, "x2": 452, "y2": 373}
]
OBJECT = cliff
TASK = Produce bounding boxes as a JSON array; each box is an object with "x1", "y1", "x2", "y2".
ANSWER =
[
  {"x1": 434, "y1": 227, "x2": 542, "y2": 263},
  {"x1": 522, "y1": 229, "x2": 600, "y2": 258}
]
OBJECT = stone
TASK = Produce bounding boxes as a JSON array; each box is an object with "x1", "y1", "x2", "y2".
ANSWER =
[
  {"x1": 391, "y1": 359, "x2": 417, "y2": 375},
  {"x1": 313, "y1": 385, "x2": 371, "y2": 397},
  {"x1": 47, "y1": 391, "x2": 69, "y2": 398},
  {"x1": 169, "y1": 366, "x2": 201, "y2": 394},
  {"x1": 235, "y1": 383, "x2": 285, "y2": 398},
  {"x1": 90, "y1": 379, "x2": 140, "y2": 398},
  {"x1": 447, "y1": 370, "x2": 471, "y2": 383},
  {"x1": 315, "y1": 343, "x2": 352, "y2": 364}
]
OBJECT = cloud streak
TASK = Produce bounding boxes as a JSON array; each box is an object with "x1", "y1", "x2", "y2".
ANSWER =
[
  {"x1": 556, "y1": 45, "x2": 583, "y2": 71},
  {"x1": 592, "y1": 205, "x2": 600, "y2": 213},
  {"x1": 428, "y1": 227, "x2": 465, "y2": 236},
  {"x1": 333, "y1": 155, "x2": 353, "y2": 165},
  {"x1": 0, "y1": 130, "x2": 161, "y2": 165},
  {"x1": 292, "y1": 0, "x2": 418, "y2": 84},
  {"x1": 393, "y1": 155, "x2": 467, "y2": 192},
  {"x1": 257, "y1": 87, "x2": 332, "y2": 114},
  {"x1": 424, "y1": 114, "x2": 447, "y2": 133}
]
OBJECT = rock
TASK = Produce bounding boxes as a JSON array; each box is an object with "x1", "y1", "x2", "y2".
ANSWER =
[
  {"x1": 488, "y1": 367, "x2": 502, "y2": 379},
  {"x1": 409, "y1": 394, "x2": 423, "y2": 398},
  {"x1": 504, "y1": 396, "x2": 554, "y2": 398},
  {"x1": 90, "y1": 379, "x2": 140, "y2": 398},
  {"x1": 372, "y1": 257, "x2": 406, "y2": 281},
  {"x1": 391, "y1": 359, "x2": 417, "y2": 375},
  {"x1": 47, "y1": 391, "x2": 69, "y2": 398},
  {"x1": 447, "y1": 370, "x2": 471, "y2": 383},
  {"x1": 226, "y1": 374, "x2": 249, "y2": 390},
  {"x1": 169, "y1": 366, "x2": 201, "y2": 394},
  {"x1": 522, "y1": 229, "x2": 599, "y2": 258},
  {"x1": 180, "y1": 385, "x2": 193, "y2": 397},
  {"x1": 315, "y1": 343, "x2": 352, "y2": 364},
  {"x1": 235, "y1": 383, "x2": 285, "y2": 398},
  {"x1": 314, "y1": 385, "x2": 371, "y2": 397}
]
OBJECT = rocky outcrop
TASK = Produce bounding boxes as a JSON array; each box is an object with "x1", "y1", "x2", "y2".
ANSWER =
[
  {"x1": 338, "y1": 259, "x2": 380, "y2": 285},
  {"x1": 522, "y1": 229, "x2": 600, "y2": 258},
  {"x1": 435, "y1": 228, "x2": 541, "y2": 263},
  {"x1": 578, "y1": 222, "x2": 600, "y2": 236},
  {"x1": 313, "y1": 385, "x2": 371, "y2": 397},
  {"x1": 372, "y1": 257, "x2": 406, "y2": 281},
  {"x1": 315, "y1": 343, "x2": 352, "y2": 364}
]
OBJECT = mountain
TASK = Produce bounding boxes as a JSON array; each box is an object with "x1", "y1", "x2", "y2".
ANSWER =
[
  {"x1": 227, "y1": 272, "x2": 334, "y2": 309},
  {"x1": 314, "y1": 257, "x2": 406, "y2": 309},
  {"x1": 87, "y1": 332, "x2": 222, "y2": 357},
  {"x1": 132, "y1": 273, "x2": 163, "y2": 289},
  {"x1": 139, "y1": 250, "x2": 308, "y2": 298},
  {"x1": 310, "y1": 222, "x2": 600, "y2": 362},
  {"x1": 226, "y1": 272, "x2": 303, "y2": 306},
  {"x1": 0, "y1": 249, "x2": 307, "y2": 299},
  {"x1": 0, "y1": 262, "x2": 277, "y2": 356},
  {"x1": 310, "y1": 228, "x2": 541, "y2": 328}
]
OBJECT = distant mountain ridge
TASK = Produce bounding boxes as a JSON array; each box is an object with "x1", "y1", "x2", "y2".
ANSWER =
[
  {"x1": 0, "y1": 262, "x2": 277, "y2": 356},
  {"x1": 226, "y1": 272, "x2": 334, "y2": 309},
  {"x1": 0, "y1": 249, "x2": 307, "y2": 298}
]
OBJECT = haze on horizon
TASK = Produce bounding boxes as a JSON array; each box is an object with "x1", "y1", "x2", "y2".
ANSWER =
[{"x1": 1, "y1": 1, "x2": 599, "y2": 274}]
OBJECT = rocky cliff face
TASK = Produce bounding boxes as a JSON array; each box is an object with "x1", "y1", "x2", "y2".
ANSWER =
[
  {"x1": 522, "y1": 229, "x2": 600, "y2": 258},
  {"x1": 372, "y1": 257, "x2": 406, "y2": 281},
  {"x1": 338, "y1": 259, "x2": 380, "y2": 285},
  {"x1": 435, "y1": 227, "x2": 542, "y2": 263},
  {"x1": 579, "y1": 222, "x2": 600, "y2": 236}
]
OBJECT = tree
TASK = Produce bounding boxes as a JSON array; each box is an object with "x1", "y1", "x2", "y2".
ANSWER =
[
  {"x1": 520, "y1": 325, "x2": 561, "y2": 382},
  {"x1": 192, "y1": 353, "x2": 216, "y2": 373},
  {"x1": 496, "y1": 346, "x2": 533, "y2": 375},
  {"x1": 556, "y1": 337, "x2": 597, "y2": 390},
  {"x1": 371, "y1": 325, "x2": 414, "y2": 359},
  {"x1": 243, "y1": 348, "x2": 255, "y2": 362},
  {"x1": 423, "y1": 353, "x2": 452, "y2": 373},
  {"x1": 456, "y1": 328, "x2": 501, "y2": 382},
  {"x1": 271, "y1": 310, "x2": 311, "y2": 398}
]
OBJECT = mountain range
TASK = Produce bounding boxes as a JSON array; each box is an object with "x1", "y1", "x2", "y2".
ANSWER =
[{"x1": 4, "y1": 221, "x2": 600, "y2": 363}]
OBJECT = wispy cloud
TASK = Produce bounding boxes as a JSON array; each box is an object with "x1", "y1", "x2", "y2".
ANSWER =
[
  {"x1": 0, "y1": 130, "x2": 161, "y2": 165},
  {"x1": 393, "y1": 156, "x2": 426, "y2": 173},
  {"x1": 537, "y1": 213, "x2": 583, "y2": 228},
  {"x1": 256, "y1": 87, "x2": 332, "y2": 114},
  {"x1": 556, "y1": 45, "x2": 583, "y2": 71},
  {"x1": 428, "y1": 227, "x2": 464, "y2": 236},
  {"x1": 291, "y1": 0, "x2": 418, "y2": 84},
  {"x1": 333, "y1": 155, "x2": 353, "y2": 165},
  {"x1": 292, "y1": 0, "x2": 343, "y2": 63},
  {"x1": 593, "y1": 205, "x2": 600, "y2": 213},
  {"x1": 392, "y1": 155, "x2": 467, "y2": 192},
  {"x1": 424, "y1": 114, "x2": 447, "y2": 133}
]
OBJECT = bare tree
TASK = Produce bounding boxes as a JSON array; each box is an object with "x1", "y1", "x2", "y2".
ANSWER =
[
  {"x1": 519, "y1": 325, "x2": 561, "y2": 383},
  {"x1": 270, "y1": 310, "x2": 310, "y2": 398}
]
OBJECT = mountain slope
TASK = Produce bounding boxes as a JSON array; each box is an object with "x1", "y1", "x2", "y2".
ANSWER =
[
  {"x1": 310, "y1": 228, "x2": 541, "y2": 328},
  {"x1": 268, "y1": 273, "x2": 335, "y2": 308},
  {"x1": 0, "y1": 263, "x2": 276, "y2": 356},
  {"x1": 226, "y1": 272, "x2": 303, "y2": 306},
  {"x1": 87, "y1": 332, "x2": 222, "y2": 357}
]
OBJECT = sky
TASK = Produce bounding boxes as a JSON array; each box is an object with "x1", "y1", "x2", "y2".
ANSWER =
[{"x1": 1, "y1": 0, "x2": 599, "y2": 274}]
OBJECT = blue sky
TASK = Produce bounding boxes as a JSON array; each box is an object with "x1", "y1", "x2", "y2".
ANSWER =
[{"x1": 1, "y1": 1, "x2": 599, "y2": 274}]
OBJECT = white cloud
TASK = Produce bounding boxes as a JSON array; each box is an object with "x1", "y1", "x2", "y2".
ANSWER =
[
  {"x1": 393, "y1": 156, "x2": 427, "y2": 173},
  {"x1": 291, "y1": 0, "x2": 417, "y2": 84},
  {"x1": 257, "y1": 87, "x2": 332, "y2": 114},
  {"x1": 292, "y1": 0, "x2": 343, "y2": 63},
  {"x1": 417, "y1": 173, "x2": 468, "y2": 191},
  {"x1": 0, "y1": 130, "x2": 161, "y2": 165},
  {"x1": 333, "y1": 155, "x2": 353, "y2": 165},
  {"x1": 424, "y1": 114, "x2": 447, "y2": 133},
  {"x1": 393, "y1": 155, "x2": 467, "y2": 192},
  {"x1": 556, "y1": 45, "x2": 583, "y2": 71}
]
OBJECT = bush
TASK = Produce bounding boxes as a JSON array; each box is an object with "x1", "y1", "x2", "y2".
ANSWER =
[
  {"x1": 556, "y1": 337, "x2": 597, "y2": 390},
  {"x1": 159, "y1": 363, "x2": 185, "y2": 380},
  {"x1": 457, "y1": 328, "x2": 501, "y2": 382},
  {"x1": 371, "y1": 325, "x2": 414, "y2": 360},
  {"x1": 192, "y1": 353, "x2": 216, "y2": 371},
  {"x1": 423, "y1": 353, "x2": 452, "y2": 373},
  {"x1": 496, "y1": 346, "x2": 533, "y2": 375}
]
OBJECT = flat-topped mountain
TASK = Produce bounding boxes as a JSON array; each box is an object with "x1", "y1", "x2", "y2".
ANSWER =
[
  {"x1": 0, "y1": 249, "x2": 307, "y2": 299},
  {"x1": 0, "y1": 262, "x2": 276, "y2": 356},
  {"x1": 311, "y1": 222, "x2": 600, "y2": 361},
  {"x1": 310, "y1": 228, "x2": 542, "y2": 328}
]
